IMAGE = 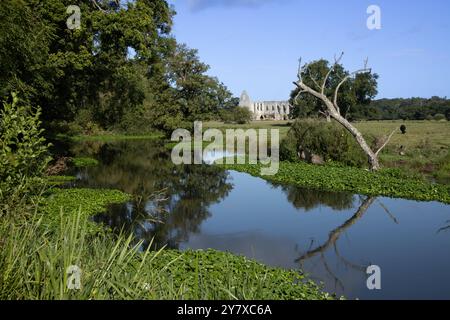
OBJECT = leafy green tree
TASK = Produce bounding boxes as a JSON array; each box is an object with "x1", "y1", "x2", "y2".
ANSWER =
[
  {"x1": 290, "y1": 59, "x2": 378, "y2": 120},
  {"x1": 0, "y1": 0, "x2": 236, "y2": 135},
  {"x1": 0, "y1": 0, "x2": 53, "y2": 103}
]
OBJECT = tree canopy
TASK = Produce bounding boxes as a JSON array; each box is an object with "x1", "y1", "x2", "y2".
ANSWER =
[
  {"x1": 0, "y1": 0, "x2": 236, "y2": 135},
  {"x1": 289, "y1": 59, "x2": 379, "y2": 120}
]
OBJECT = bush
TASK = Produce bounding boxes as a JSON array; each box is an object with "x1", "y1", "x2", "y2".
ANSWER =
[
  {"x1": 434, "y1": 113, "x2": 446, "y2": 121},
  {"x1": 0, "y1": 93, "x2": 51, "y2": 210},
  {"x1": 220, "y1": 107, "x2": 253, "y2": 124},
  {"x1": 280, "y1": 119, "x2": 367, "y2": 167},
  {"x1": 68, "y1": 109, "x2": 103, "y2": 136}
]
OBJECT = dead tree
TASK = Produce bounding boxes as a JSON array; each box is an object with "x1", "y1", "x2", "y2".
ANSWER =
[{"x1": 293, "y1": 53, "x2": 396, "y2": 171}]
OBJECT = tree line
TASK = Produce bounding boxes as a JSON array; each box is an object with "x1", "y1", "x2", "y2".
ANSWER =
[
  {"x1": 363, "y1": 97, "x2": 450, "y2": 121},
  {"x1": 0, "y1": 0, "x2": 241, "y2": 136},
  {"x1": 289, "y1": 59, "x2": 450, "y2": 122}
]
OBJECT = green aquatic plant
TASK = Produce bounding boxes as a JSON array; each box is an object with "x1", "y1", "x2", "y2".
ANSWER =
[
  {"x1": 221, "y1": 161, "x2": 450, "y2": 204},
  {"x1": 0, "y1": 207, "x2": 332, "y2": 300},
  {"x1": 72, "y1": 157, "x2": 99, "y2": 168},
  {"x1": 45, "y1": 175, "x2": 76, "y2": 186},
  {"x1": 40, "y1": 188, "x2": 131, "y2": 233}
]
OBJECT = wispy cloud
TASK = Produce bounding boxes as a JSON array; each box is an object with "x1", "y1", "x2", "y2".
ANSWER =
[{"x1": 187, "y1": 0, "x2": 288, "y2": 12}]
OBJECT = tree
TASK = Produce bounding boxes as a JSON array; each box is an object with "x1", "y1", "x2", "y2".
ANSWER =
[
  {"x1": 167, "y1": 44, "x2": 234, "y2": 121},
  {"x1": 0, "y1": 0, "x2": 176, "y2": 130},
  {"x1": 292, "y1": 54, "x2": 395, "y2": 171},
  {"x1": 0, "y1": 0, "x2": 235, "y2": 135},
  {"x1": 290, "y1": 58, "x2": 378, "y2": 121}
]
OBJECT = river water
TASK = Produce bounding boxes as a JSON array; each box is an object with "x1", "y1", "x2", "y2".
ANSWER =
[{"x1": 69, "y1": 140, "x2": 450, "y2": 299}]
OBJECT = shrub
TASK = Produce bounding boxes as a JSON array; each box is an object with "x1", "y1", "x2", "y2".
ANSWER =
[
  {"x1": 220, "y1": 107, "x2": 253, "y2": 124},
  {"x1": 280, "y1": 119, "x2": 367, "y2": 167},
  {"x1": 434, "y1": 113, "x2": 446, "y2": 121},
  {"x1": 0, "y1": 93, "x2": 51, "y2": 210}
]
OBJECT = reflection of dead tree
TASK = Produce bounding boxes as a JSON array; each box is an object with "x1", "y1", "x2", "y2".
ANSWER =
[
  {"x1": 333, "y1": 245, "x2": 367, "y2": 273},
  {"x1": 321, "y1": 253, "x2": 345, "y2": 292},
  {"x1": 437, "y1": 220, "x2": 450, "y2": 234},
  {"x1": 296, "y1": 196, "x2": 375, "y2": 293},
  {"x1": 296, "y1": 197, "x2": 375, "y2": 263},
  {"x1": 377, "y1": 199, "x2": 399, "y2": 224}
]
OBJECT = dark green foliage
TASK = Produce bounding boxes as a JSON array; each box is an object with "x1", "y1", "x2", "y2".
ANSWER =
[
  {"x1": 290, "y1": 59, "x2": 378, "y2": 120},
  {"x1": 0, "y1": 1, "x2": 234, "y2": 135},
  {"x1": 364, "y1": 96, "x2": 450, "y2": 121},
  {"x1": 280, "y1": 119, "x2": 367, "y2": 167},
  {"x1": 220, "y1": 106, "x2": 253, "y2": 124},
  {"x1": 434, "y1": 113, "x2": 446, "y2": 121},
  {"x1": 40, "y1": 188, "x2": 131, "y2": 233},
  {"x1": 0, "y1": 94, "x2": 51, "y2": 210}
]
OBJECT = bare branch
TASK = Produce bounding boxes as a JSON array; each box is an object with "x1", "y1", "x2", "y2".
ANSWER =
[
  {"x1": 333, "y1": 67, "x2": 371, "y2": 109},
  {"x1": 91, "y1": 0, "x2": 106, "y2": 12},
  {"x1": 374, "y1": 128, "x2": 398, "y2": 156},
  {"x1": 91, "y1": 0, "x2": 121, "y2": 12},
  {"x1": 297, "y1": 58, "x2": 303, "y2": 81},
  {"x1": 308, "y1": 72, "x2": 322, "y2": 91},
  {"x1": 321, "y1": 52, "x2": 344, "y2": 94},
  {"x1": 292, "y1": 55, "x2": 381, "y2": 170},
  {"x1": 292, "y1": 84, "x2": 307, "y2": 104}
]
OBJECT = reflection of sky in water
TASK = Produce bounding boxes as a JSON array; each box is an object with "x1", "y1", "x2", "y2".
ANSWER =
[
  {"x1": 202, "y1": 150, "x2": 236, "y2": 164},
  {"x1": 179, "y1": 171, "x2": 450, "y2": 300},
  {"x1": 75, "y1": 141, "x2": 450, "y2": 300}
]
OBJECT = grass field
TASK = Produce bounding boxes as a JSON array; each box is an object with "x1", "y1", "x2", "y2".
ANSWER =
[{"x1": 205, "y1": 120, "x2": 449, "y2": 149}]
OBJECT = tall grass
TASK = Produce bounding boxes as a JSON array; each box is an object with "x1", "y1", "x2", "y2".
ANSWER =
[
  {"x1": 0, "y1": 207, "x2": 166, "y2": 299},
  {"x1": 0, "y1": 206, "x2": 330, "y2": 300}
]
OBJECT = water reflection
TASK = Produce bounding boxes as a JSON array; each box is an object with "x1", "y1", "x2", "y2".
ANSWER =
[
  {"x1": 277, "y1": 185, "x2": 355, "y2": 212},
  {"x1": 69, "y1": 140, "x2": 450, "y2": 299},
  {"x1": 71, "y1": 141, "x2": 232, "y2": 249},
  {"x1": 296, "y1": 196, "x2": 375, "y2": 292}
]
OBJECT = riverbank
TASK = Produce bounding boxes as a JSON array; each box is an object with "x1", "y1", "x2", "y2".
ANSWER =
[
  {"x1": 1, "y1": 185, "x2": 331, "y2": 300},
  {"x1": 55, "y1": 132, "x2": 164, "y2": 143},
  {"x1": 205, "y1": 120, "x2": 450, "y2": 184},
  {"x1": 220, "y1": 161, "x2": 450, "y2": 204}
]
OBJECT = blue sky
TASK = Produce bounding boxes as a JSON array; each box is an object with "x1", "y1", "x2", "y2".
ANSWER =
[{"x1": 168, "y1": 0, "x2": 450, "y2": 100}]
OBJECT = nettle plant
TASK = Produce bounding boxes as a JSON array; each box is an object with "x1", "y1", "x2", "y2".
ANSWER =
[{"x1": 0, "y1": 93, "x2": 51, "y2": 207}]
